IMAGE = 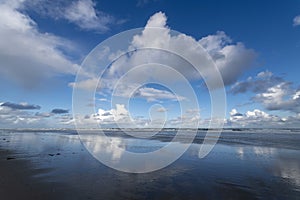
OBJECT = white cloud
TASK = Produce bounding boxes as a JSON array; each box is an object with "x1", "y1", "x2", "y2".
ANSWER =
[
  {"x1": 0, "y1": 102, "x2": 40, "y2": 127},
  {"x1": 71, "y1": 104, "x2": 145, "y2": 128},
  {"x1": 229, "y1": 108, "x2": 243, "y2": 118},
  {"x1": 127, "y1": 12, "x2": 256, "y2": 86},
  {"x1": 293, "y1": 15, "x2": 300, "y2": 26},
  {"x1": 133, "y1": 87, "x2": 186, "y2": 102},
  {"x1": 91, "y1": 104, "x2": 165, "y2": 128},
  {"x1": 0, "y1": 0, "x2": 79, "y2": 88},
  {"x1": 24, "y1": 0, "x2": 118, "y2": 32},
  {"x1": 69, "y1": 12, "x2": 255, "y2": 129},
  {"x1": 98, "y1": 98, "x2": 109, "y2": 102},
  {"x1": 228, "y1": 108, "x2": 286, "y2": 127},
  {"x1": 93, "y1": 104, "x2": 130, "y2": 124},
  {"x1": 0, "y1": 103, "x2": 68, "y2": 128},
  {"x1": 254, "y1": 82, "x2": 300, "y2": 113},
  {"x1": 169, "y1": 109, "x2": 200, "y2": 128},
  {"x1": 64, "y1": 0, "x2": 114, "y2": 32},
  {"x1": 156, "y1": 107, "x2": 167, "y2": 112},
  {"x1": 231, "y1": 71, "x2": 300, "y2": 113},
  {"x1": 199, "y1": 31, "x2": 256, "y2": 85},
  {"x1": 257, "y1": 70, "x2": 273, "y2": 78},
  {"x1": 72, "y1": 103, "x2": 200, "y2": 128},
  {"x1": 293, "y1": 91, "x2": 300, "y2": 100},
  {"x1": 0, "y1": 100, "x2": 73, "y2": 128},
  {"x1": 69, "y1": 78, "x2": 99, "y2": 91},
  {"x1": 71, "y1": 11, "x2": 256, "y2": 108}
]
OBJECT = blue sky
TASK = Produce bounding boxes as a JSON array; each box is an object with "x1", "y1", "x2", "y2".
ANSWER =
[{"x1": 0, "y1": 0, "x2": 300, "y2": 128}]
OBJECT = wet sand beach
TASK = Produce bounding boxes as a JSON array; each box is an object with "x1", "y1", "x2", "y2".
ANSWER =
[{"x1": 0, "y1": 129, "x2": 300, "y2": 200}]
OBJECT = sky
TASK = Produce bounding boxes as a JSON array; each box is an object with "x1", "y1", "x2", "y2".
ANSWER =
[{"x1": 0, "y1": 0, "x2": 300, "y2": 128}]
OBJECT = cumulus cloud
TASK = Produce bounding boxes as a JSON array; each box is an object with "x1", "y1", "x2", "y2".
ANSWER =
[
  {"x1": 51, "y1": 108, "x2": 69, "y2": 114},
  {"x1": 0, "y1": 101, "x2": 74, "y2": 128},
  {"x1": 1, "y1": 102, "x2": 41, "y2": 110},
  {"x1": 254, "y1": 82, "x2": 300, "y2": 113},
  {"x1": 69, "y1": 12, "x2": 255, "y2": 129},
  {"x1": 71, "y1": 11, "x2": 256, "y2": 109},
  {"x1": 125, "y1": 12, "x2": 256, "y2": 86},
  {"x1": 0, "y1": 103, "x2": 45, "y2": 128},
  {"x1": 228, "y1": 108, "x2": 285, "y2": 127},
  {"x1": 232, "y1": 71, "x2": 300, "y2": 113},
  {"x1": 96, "y1": 104, "x2": 129, "y2": 123},
  {"x1": 0, "y1": 0, "x2": 79, "y2": 88},
  {"x1": 71, "y1": 104, "x2": 132, "y2": 128},
  {"x1": 229, "y1": 109, "x2": 243, "y2": 117},
  {"x1": 293, "y1": 15, "x2": 300, "y2": 26},
  {"x1": 199, "y1": 31, "x2": 256, "y2": 85},
  {"x1": 73, "y1": 103, "x2": 199, "y2": 128},
  {"x1": 228, "y1": 108, "x2": 300, "y2": 128},
  {"x1": 231, "y1": 71, "x2": 284, "y2": 94}
]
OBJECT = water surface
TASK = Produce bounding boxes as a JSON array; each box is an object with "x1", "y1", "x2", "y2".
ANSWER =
[{"x1": 0, "y1": 129, "x2": 299, "y2": 199}]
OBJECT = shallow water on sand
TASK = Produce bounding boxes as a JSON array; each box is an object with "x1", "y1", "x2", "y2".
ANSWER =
[{"x1": 0, "y1": 129, "x2": 300, "y2": 199}]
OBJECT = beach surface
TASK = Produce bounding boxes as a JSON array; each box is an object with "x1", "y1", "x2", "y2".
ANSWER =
[{"x1": 0, "y1": 129, "x2": 300, "y2": 199}]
